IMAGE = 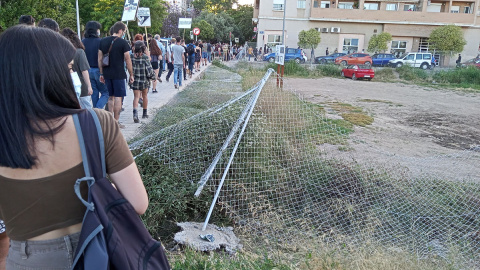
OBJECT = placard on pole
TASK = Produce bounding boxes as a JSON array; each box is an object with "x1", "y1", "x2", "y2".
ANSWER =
[{"x1": 275, "y1": 45, "x2": 285, "y2": 88}]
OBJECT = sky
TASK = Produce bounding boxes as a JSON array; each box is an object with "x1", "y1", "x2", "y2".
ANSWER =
[{"x1": 237, "y1": 0, "x2": 254, "y2": 5}]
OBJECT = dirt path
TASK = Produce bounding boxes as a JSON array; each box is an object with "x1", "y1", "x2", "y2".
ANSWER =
[{"x1": 287, "y1": 77, "x2": 480, "y2": 179}]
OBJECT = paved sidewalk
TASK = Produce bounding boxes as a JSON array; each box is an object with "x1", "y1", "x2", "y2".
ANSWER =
[{"x1": 119, "y1": 62, "x2": 212, "y2": 141}]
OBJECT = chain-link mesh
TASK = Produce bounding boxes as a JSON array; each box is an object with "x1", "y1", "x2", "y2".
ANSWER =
[{"x1": 130, "y1": 67, "x2": 480, "y2": 266}]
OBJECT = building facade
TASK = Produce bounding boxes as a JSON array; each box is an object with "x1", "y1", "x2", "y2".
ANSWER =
[{"x1": 253, "y1": 0, "x2": 480, "y2": 65}]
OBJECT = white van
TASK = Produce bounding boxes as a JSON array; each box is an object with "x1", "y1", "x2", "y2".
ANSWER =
[{"x1": 389, "y1": 52, "x2": 433, "y2": 69}]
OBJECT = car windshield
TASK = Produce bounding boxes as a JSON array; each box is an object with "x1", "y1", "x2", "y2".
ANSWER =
[{"x1": 398, "y1": 52, "x2": 408, "y2": 59}]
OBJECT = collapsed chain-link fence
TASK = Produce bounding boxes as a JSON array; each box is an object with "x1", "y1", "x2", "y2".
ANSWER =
[{"x1": 129, "y1": 67, "x2": 480, "y2": 267}]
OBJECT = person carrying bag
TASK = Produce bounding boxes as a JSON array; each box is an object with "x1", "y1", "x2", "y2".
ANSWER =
[{"x1": 71, "y1": 109, "x2": 170, "y2": 270}]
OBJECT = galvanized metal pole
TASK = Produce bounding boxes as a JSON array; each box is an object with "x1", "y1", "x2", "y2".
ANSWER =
[
  {"x1": 76, "y1": 0, "x2": 81, "y2": 39},
  {"x1": 281, "y1": 0, "x2": 286, "y2": 45}
]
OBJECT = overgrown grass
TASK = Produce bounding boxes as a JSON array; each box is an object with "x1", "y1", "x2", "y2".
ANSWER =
[
  {"x1": 131, "y1": 63, "x2": 480, "y2": 269},
  {"x1": 396, "y1": 65, "x2": 431, "y2": 83},
  {"x1": 316, "y1": 64, "x2": 342, "y2": 77},
  {"x1": 433, "y1": 66, "x2": 480, "y2": 90},
  {"x1": 328, "y1": 102, "x2": 374, "y2": 127},
  {"x1": 373, "y1": 68, "x2": 397, "y2": 82}
]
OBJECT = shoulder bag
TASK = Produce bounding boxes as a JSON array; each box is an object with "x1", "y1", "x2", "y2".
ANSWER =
[{"x1": 102, "y1": 37, "x2": 119, "y2": 67}]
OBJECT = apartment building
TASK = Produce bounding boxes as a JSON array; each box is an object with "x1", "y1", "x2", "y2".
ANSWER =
[{"x1": 253, "y1": 0, "x2": 480, "y2": 65}]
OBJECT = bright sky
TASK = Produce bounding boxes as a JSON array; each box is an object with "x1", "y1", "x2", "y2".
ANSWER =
[{"x1": 237, "y1": 0, "x2": 254, "y2": 5}]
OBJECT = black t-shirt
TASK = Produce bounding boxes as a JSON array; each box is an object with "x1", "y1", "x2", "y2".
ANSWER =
[
  {"x1": 99, "y1": 36, "x2": 131, "y2": 80},
  {"x1": 82, "y1": 37, "x2": 101, "y2": 68}
]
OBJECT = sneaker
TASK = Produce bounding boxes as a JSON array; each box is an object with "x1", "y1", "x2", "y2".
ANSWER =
[
  {"x1": 166, "y1": 77, "x2": 169, "y2": 82},
  {"x1": 174, "y1": 84, "x2": 178, "y2": 89},
  {"x1": 142, "y1": 115, "x2": 149, "y2": 119},
  {"x1": 139, "y1": 98, "x2": 143, "y2": 106}
]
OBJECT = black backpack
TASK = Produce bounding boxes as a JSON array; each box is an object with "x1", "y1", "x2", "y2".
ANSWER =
[
  {"x1": 187, "y1": 44, "x2": 195, "y2": 55},
  {"x1": 71, "y1": 109, "x2": 170, "y2": 270}
]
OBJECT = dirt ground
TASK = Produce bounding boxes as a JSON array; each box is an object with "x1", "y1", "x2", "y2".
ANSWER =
[{"x1": 287, "y1": 77, "x2": 480, "y2": 180}]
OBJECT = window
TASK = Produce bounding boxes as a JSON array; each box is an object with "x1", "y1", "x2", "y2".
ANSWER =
[
  {"x1": 405, "y1": 54, "x2": 415, "y2": 60},
  {"x1": 364, "y1": 3, "x2": 378, "y2": 10},
  {"x1": 267, "y1": 35, "x2": 282, "y2": 45},
  {"x1": 391, "y1": 40, "x2": 407, "y2": 58},
  {"x1": 297, "y1": 0, "x2": 306, "y2": 8},
  {"x1": 451, "y1": 6, "x2": 460, "y2": 13},
  {"x1": 321, "y1": 1, "x2": 330, "y2": 8},
  {"x1": 343, "y1": 38, "x2": 359, "y2": 53},
  {"x1": 404, "y1": 4, "x2": 416, "y2": 11},
  {"x1": 338, "y1": 2, "x2": 354, "y2": 9},
  {"x1": 314, "y1": 0, "x2": 319, "y2": 7},
  {"x1": 273, "y1": 0, "x2": 284, "y2": 10},
  {"x1": 386, "y1": 3, "x2": 397, "y2": 10},
  {"x1": 464, "y1": 6, "x2": 471, "y2": 13}
]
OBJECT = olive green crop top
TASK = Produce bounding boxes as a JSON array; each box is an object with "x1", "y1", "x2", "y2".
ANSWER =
[{"x1": 0, "y1": 109, "x2": 134, "y2": 240}]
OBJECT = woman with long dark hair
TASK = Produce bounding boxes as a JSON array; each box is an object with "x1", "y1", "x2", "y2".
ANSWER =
[
  {"x1": 149, "y1": 36, "x2": 163, "y2": 92},
  {"x1": 0, "y1": 25, "x2": 148, "y2": 269},
  {"x1": 61, "y1": 27, "x2": 93, "y2": 109}
]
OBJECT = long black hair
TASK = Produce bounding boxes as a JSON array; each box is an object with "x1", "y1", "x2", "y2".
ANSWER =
[{"x1": 0, "y1": 25, "x2": 81, "y2": 169}]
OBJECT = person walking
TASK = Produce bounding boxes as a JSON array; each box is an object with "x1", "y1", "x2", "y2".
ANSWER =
[
  {"x1": 148, "y1": 36, "x2": 162, "y2": 92},
  {"x1": 61, "y1": 27, "x2": 94, "y2": 109},
  {"x1": 456, "y1": 54, "x2": 462, "y2": 67},
  {"x1": 83, "y1": 21, "x2": 109, "y2": 109},
  {"x1": 195, "y1": 42, "x2": 201, "y2": 71},
  {"x1": 165, "y1": 38, "x2": 175, "y2": 82},
  {"x1": 171, "y1": 37, "x2": 185, "y2": 89},
  {"x1": 98, "y1": 22, "x2": 134, "y2": 128},
  {"x1": 0, "y1": 24, "x2": 148, "y2": 270},
  {"x1": 130, "y1": 41, "x2": 156, "y2": 123},
  {"x1": 187, "y1": 40, "x2": 196, "y2": 77},
  {"x1": 181, "y1": 40, "x2": 188, "y2": 81},
  {"x1": 154, "y1": 34, "x2": 165, "y2": 82}
]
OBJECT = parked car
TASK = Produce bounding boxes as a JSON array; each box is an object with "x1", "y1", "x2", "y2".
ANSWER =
[
  {"x1": 263, "y1": 48, "x2": 306, "y2": 64},
  {"x1": 335, "y1": 53, "x2": 372, "y2": 67},
  {"x1": 461, "y1": 58, "x2": 480, "y2": 68},
  {"x1": 341, "y1": 65, "x2": 375, "y2": 80},
  {"x1": 315, "y1": 53, "x2": 347, "y2": 64},
  {"x1": 371, "y1": 53, "x2": 397, "y2": 66},
  {"x1": 389, "y1": 52, "x2": 433, "y2": 69}
]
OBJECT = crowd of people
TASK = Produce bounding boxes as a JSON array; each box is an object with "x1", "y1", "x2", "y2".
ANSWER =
[{"x1": 0, "y1": 16, "x2": 176, "y2": 270}]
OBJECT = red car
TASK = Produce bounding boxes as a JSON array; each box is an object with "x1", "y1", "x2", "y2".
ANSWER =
[
  {"x1": 461, "y1": 58, "x2": 480, "y2": 69},
  {"x1": 341, "y1": 65, "x2": 375, "y2": 81}
]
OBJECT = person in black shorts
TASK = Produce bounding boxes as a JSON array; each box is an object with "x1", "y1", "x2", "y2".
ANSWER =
[{"x1": 98, "y1": 22, "x2": 134, "y2": 128}]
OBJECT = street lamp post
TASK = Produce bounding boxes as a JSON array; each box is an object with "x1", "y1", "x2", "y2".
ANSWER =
[
  {"x1": 281, "y1": 0, "x2": 286, "y2": 45},
  {"x1": 76, "y1": 0, "x2": 81, "y2": 39}
]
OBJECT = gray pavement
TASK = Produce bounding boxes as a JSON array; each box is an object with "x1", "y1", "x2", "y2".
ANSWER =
[{"x1": 119, "y1": 62, "x2": 212, "y2": 141}]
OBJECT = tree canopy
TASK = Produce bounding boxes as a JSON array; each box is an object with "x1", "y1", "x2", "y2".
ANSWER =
[
  {"x1": 195, "y1": 11, "x2": 240, "y2": 43},
  {"x1": 429, "y1": 25, "x2": 466, "y2": 54},
  {"x1": 298, "y1": 29, "x2": 321, "y2": 64},
  {"x1": 227, "y1": 5, "x2": 254, "y2": 44},
  {"x1": 0, "y1": 0, "x2": 76, "y2": 30},
  {"x1": 367, "y1": 32, "x2": 392, "y2": 53},
  {"x1": 192, "y1": 0, "x2": 238, "y2": 14},
  {"x1": 192, "y1": 20, "x2": 214, "y2": 42}
]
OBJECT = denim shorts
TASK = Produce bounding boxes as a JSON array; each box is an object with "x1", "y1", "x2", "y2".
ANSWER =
[{"x1": 6, "y1": 232, "x2": 80, "y2": 270}]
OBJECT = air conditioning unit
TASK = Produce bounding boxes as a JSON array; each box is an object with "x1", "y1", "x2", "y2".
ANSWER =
[
  {"x1": 320, "y1": 28, "x2": 329, "y2": 33},
  {"x1": 331, "y1": 27, "x2": 341, "y2": 33}
]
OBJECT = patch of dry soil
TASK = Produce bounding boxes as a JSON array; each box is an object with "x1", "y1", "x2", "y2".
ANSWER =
[{"x1": 287, "y1": 77, "x2": 480, "y2": 179}]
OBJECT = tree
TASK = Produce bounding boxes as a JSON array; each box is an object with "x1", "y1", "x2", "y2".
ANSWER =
[
  {"x1": 227, "y1": 5, "x2": 254, "y2": 43},
  {"x1": 429, "y1": 25, "x2": 466, "y2": 56},
  {"x1": 297, "y1": 28, "x2": 321, "y2": 64},
  {"x1": 195, "y1": 11, "x2": 239, "y2": 43},
  {"x1": 367, "y1": 32, "x2": 392, "y2": 53},
  {"x1": 192, "y1": 0, "x2": 238, "y2": 14},
  {"x1": 191, "y1": 20, "x2": 214, "y2": 42},
  {"x1": 0, "y1": 0, "x2": 76, "y2": 30}
]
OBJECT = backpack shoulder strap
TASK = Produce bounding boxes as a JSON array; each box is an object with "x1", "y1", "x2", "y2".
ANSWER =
[{"x1": 72, "y1": 108, "x2": 106, "y2": 179}]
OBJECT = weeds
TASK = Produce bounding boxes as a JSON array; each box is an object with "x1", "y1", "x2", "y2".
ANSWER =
[
  {"x1": 396, "y1": 65, "x2": 430, "y2": 82},
  {"x1": 433, "y1": 66, "x2": 480, "y2": 90}
]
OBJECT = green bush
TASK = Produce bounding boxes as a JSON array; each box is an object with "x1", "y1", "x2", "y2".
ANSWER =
[
  {"x1": 433, "y1": 66, "x2": 480, "y2": 88},
  {"x1": 316, "y1": 63, "x2": 342, "y2": 77},
  {"x1": 396, "y1": 65, "x2": 430, "y2": 82},
  {"x1": 374, "y1": 68, "x2": 396, "y2": 82}
]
